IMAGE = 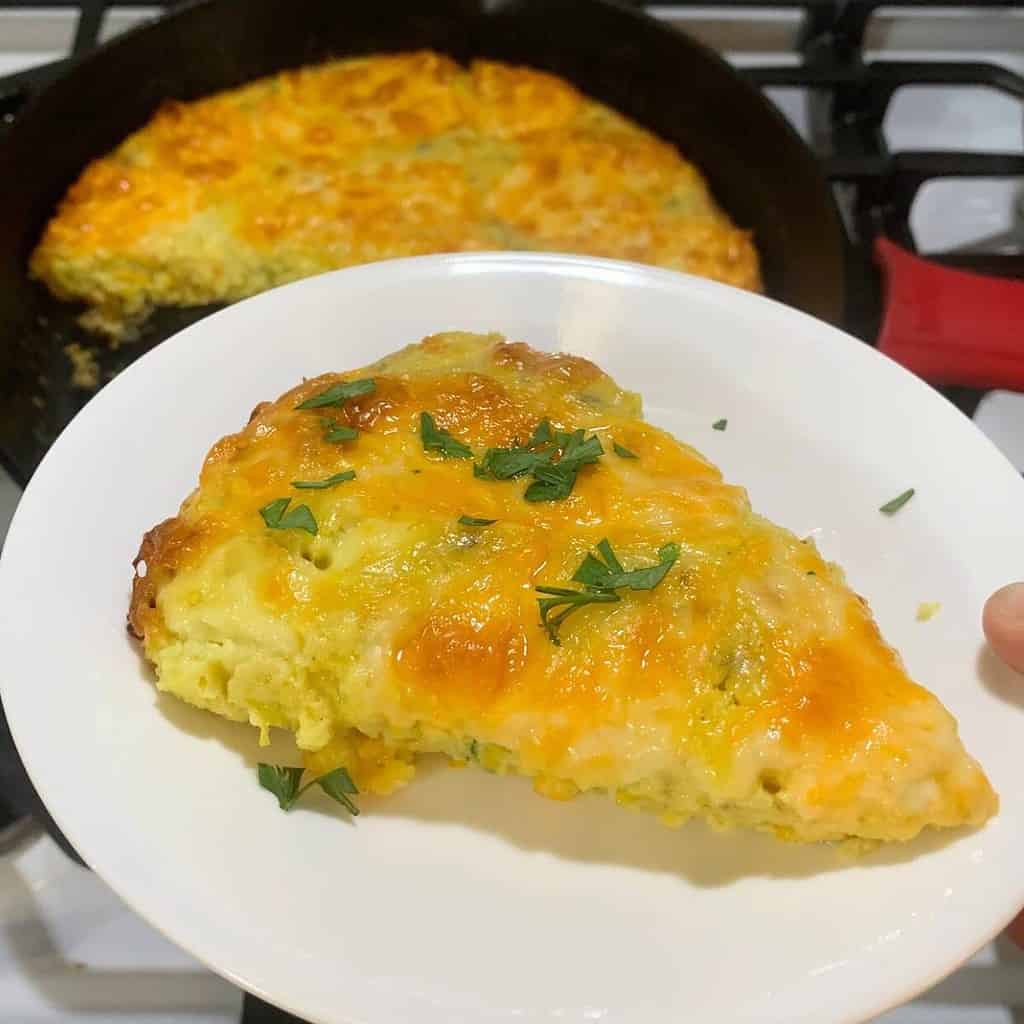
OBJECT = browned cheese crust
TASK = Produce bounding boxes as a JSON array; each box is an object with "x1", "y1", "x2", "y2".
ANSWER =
[{"x1": 33, "y1": 52, "x2": 760, "y2": 338}]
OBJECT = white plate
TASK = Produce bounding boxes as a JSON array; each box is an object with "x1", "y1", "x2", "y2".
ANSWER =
[{"x1": 2, "y1": 254, "x2": 1023, "y2": 1024}]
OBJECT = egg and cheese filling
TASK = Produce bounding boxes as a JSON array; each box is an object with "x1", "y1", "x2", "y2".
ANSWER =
[{"x1": 130, "y1": 332, "x2": 996, "y2": 843}]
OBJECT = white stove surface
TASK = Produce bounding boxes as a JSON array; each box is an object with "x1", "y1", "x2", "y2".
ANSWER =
[
  {"x1": 0, "y1": 833, "x2": 241, "y2": 1023},
  {"x1": 0, "y1": 5, "x2": 1021, "y2": 1023}
]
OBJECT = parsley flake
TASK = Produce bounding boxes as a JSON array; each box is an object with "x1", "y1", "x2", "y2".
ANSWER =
[
  {"x1": 291, "y1": 470, "x2": 356, "y2": 490},
  {"x1": 476, "y1": 447, "x2": 551, "y2": 480},
  {"x1": 712, "y1": 419, "x2": 728, "y2": 431},
  {"x1": 259, "y1": 497, "x2": 318, "y2": 535},
  {"x1": 880, "y1": 488, "x2": 915, "y2": 515},
  {"x1": 613, "y1": 442, "x2": 638, "y2": 459},
  {"x1": 476, "y1": 420, "x2": 604, "y2": 503},
  {"x1": 524, "y1": 462, "x2": 578, "y2": 502},
  {"x1": 315, "y1": 766, "x2": 360, "y2": 816},
  {"x1": 257, "y1": 764, "x2": 304, "y2": 810},
  {"x1": 458, "y1": 515, "x2": 497, "y2": 527},
  {"x1": 320, "y1": 418, "x2": 359, "y2": 444},
  {"x1": 257, "y1": 763, "x2": 360, "y2": 815},
  {"x1": 528, "y1": 419, "x2": 555, "y2": 447},
  {"x1": 559, "y1": 429, "x2": 604, "y2": 466},
  {"x1": 420, "y1": 412, "x2": 473, "y2": 459},
  {"x1": 536, "y1": 586, "x2": 621, "y2": 646},
  {"x1": 573, "y1": 538, "x2": 680, "y2": 591},
  {"x1": 537, "y1": 539, "x2": 679, "y2": 644},
  {"x1": 524, "y1": 431, "x2": 603, "y2": 502},
  {"x1": 295, "y1": 378, "x2": 375, "y2": 410}
]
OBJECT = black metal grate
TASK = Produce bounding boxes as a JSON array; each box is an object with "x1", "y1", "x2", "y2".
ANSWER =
[
  {"x1": 0, "y1": 0, "x2": 122, "y2": 123},
  {"x1": 739, "y1": 1, "x2": 1024, "y2": 350},
  {"x1": 0, "y1": 3, "x2": 1020, "y2": 1021}
]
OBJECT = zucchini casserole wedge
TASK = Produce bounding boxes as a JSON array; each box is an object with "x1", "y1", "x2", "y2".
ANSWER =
[
  {"x1": 32, "y1": 51, "x2": 759, "y2": 339},
  {"x1": 129, "y1": 332, "x2": 996, "y2": 844}
]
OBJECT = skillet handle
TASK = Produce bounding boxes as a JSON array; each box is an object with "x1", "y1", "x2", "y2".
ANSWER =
[{"x1": 874, "y1": 237, "x2": 1024, "y2": 390}]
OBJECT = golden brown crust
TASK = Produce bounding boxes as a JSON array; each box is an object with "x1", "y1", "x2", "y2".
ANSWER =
[
  {"x1": 128, "y1": 332, "x2": 633, "y2": 643},
  {"x1": 128, "y1": 518, "x2": 175, "y2": 639},
  {"x1": 128, "y1": 514, "x2": 204, "y2": 641},
  {"x1": 490, "y1": 341, "x2": 602, "y2": 384},
  {"x1": 33, "y1": 52, "x2": 760, "y2": 338}
]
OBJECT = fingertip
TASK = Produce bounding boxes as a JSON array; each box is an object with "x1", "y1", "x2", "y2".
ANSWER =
[
  {"x1": 1008, "y1": 910, "x2": 1024, "y2": 949},
  {"x1": 982, "y1": 583, "x2": 1024, "y2": 675}
]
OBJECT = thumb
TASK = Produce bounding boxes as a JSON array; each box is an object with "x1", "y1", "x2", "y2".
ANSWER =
[{"x1": 982, "y1": 583, "x2": 1024, "y2": 674}]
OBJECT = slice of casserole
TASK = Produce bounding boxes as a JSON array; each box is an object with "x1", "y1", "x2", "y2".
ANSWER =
[
  {"x1": 32, "y1": 52, "x2": 758, "y2": 339},
  {"x1": 129, "y1": 332, "x2": 996, "y2": 843}
]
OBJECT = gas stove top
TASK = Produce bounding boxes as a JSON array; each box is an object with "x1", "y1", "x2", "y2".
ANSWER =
[{"x1": 0, "y1": 4, "x2": 1022, "y2": 1023}]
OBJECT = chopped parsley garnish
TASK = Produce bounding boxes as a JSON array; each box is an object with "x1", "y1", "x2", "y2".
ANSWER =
[
  {"x1": 524, "y1": 430, "x2": 603, "y2": 502},
  {"x1": 537, "y1": 538, "x2": 680, "y2": 644},
  {"x1": 536, "y1": 586, "x2": 621, "y2": 645},
  {"x1": 291, "y1": 470, "x2": 356, "y2": 490},
  {"x1": 295, "y1": 378, "x2": 376, "y2": 410},
  {"x1": 257, "y1": 764, "x2": 303, "y2": 809},
  {"x1": 880, "y1": 488, "x2": 915, "y2": 515},
  {"x1": 259, "y1": 497, "x2": 318, "y2": 535},
  {"x1": 524, "y1": 463, "x2": 575, "y2": 502},
  {"x1": 475, "y1": 419, "x2": 604, "y2": 503},
  {"x1": 475, "y1": 447, "x2": 550, "y2": 480},
  {"x1": 613, "y1": 442, "x2": 638, "y2": 459},
  {"x1": 573, "y1": 538, "x2": 680, "y2": 591},
  {"x1": 712, "y1": 419, "x2": 728, "y2": 431},
  {"x1": 320, "y1": 418, "x2": 359, "y2": 443},
  {"x1": 314, "y1": 767, "x2": 360, "y2": 815},
  {"x1": 529, "y1": 419, "x2": 555, "y2": 447},
  {"x1": 458, "y1": 515, "x2": 497, "y2": 527},
  {"x1": 420, "y1": 411, "x2": 473, "y2": 459},
  {"x1": 558, "y1": 428, "x2": 604, "y2": 466},
  {"x1": 257, "y1": 764, "x2": 359, "y2": 815}
]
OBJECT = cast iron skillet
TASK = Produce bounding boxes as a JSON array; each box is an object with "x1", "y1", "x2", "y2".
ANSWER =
[{"x1": 0, "y1": 0, "x2": 844, "y2": 487}]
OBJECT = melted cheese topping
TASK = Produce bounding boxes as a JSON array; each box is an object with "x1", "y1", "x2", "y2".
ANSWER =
[
  {"x1": 130, "y1": 332, "x2": 996, "y2": 843},
  {"x1": 32, "y1": 52, "x2": 759, "y2": 338}
]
